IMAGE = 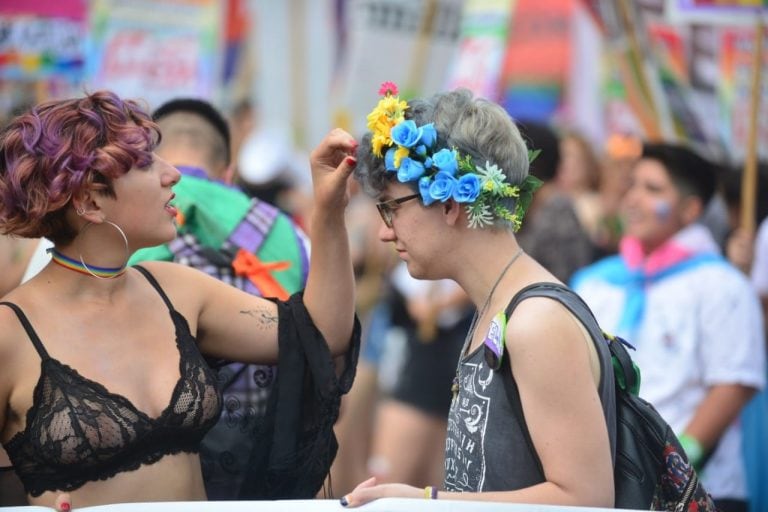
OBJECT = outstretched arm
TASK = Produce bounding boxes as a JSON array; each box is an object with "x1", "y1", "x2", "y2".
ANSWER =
[
  {"x1": 302, "y1": 128, "x2": 358, "y2": 354},
  {"x1": 174, "y1": 129, "x2": 358, "y2": 363}
]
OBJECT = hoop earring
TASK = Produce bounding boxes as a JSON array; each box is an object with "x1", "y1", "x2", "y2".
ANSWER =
[{"x1": 78, "y1": 220, "x2": 130, "y2": 279}]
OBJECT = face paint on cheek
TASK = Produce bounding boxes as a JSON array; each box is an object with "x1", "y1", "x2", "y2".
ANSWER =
[{"x1": 653, "y1": 200, "x2": 671, "y2": 220}]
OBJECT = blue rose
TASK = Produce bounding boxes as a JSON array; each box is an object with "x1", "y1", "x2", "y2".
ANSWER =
[
  {"x1": 453, "y1": 173, "x2": 481, "y2": 203},
  {"x1": 391, "y1": 120, "x2": 422, "y2": 148},
  {"x1": 432, "y1": 148, "x2": 458, "y2": 176},
  {"x1": 419, "y1": 176, "x2": 436, "y2": 206},
  {"x1": 429, "y1": 171, "x2": 457, "y2": 202},
  {"x1": 384, "y1": 147, "x2": 397, "y2": 171},
  {"x1": 415, "y1": 144, "x2": 427, "y2": 157},
  {"x1": 420, "y1": 123, "x2": 437, "y2": 147},
  {"x1": 397, "y1": 158, "x2": 426, "y2": 183}
]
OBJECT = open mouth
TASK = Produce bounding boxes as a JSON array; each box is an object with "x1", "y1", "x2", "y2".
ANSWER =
[{"x1": 165, "y1": 194, "x2": 178, "y2": 217}]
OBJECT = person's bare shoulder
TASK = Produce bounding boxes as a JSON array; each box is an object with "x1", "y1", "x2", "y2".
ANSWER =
[
  {"x1": 0, "y1": 295, "x2": 29, "y2": 359},
  {"x1": 504, "y1": 294, "x2": 593, "y2": 380},
  {"x1": 130, "y1": 260, "x2": 230, "y2": 311},
  {"x1": 132, "y1": 260, "x2": 226, "y2": 290},
  {"x1": 506, "y1": 295, "x2": 583, "y2": 350},
  {"x1": 0, "y1": 301, "x2": 27, "y2": 422}
]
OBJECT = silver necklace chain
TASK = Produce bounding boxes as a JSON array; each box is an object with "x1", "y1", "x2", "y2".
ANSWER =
[{"x1": 451, "y1": 247, "x2": 524, "y2": 398}]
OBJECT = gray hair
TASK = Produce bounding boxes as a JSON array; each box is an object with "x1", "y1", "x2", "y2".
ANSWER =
[{"x1": 354, "y1": 88, "x2": 530, "y2": 229}]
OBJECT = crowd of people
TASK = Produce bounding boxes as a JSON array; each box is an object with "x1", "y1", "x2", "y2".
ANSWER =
[{"x1": 0, "y1": 81, "x2": 765, "y2": 512}]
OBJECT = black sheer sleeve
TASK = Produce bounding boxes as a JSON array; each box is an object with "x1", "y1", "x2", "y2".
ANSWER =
[{"x1": 237, "y1": 291, "x2": 361, "y2": 499}]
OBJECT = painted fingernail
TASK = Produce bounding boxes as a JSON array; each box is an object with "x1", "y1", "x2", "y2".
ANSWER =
[
  {"x1": 61, "y1": 503, "x2": 71, "y2": 512},
  {"x1": 345, "y1": 156, "x2": 357, "y2": 166},
  {"x1": 340, "y1": 495, "x2": 349, "y2": 507}
]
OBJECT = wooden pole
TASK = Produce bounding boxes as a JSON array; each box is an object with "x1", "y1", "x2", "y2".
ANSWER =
[
  {"x1": 404, "y1": 0, "x2": 438, "y2": 98},
  {"x1": 740, "y1": 21, "x2": 764, "y2": 233},
  {"x1": 290, "y1": 0, "x2": 307, "y2": 149},
  {"x1": 616, "y1": 0, "x2": 662, "y2": 139}
]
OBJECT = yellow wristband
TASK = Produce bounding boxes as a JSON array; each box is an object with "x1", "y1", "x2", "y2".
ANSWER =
[{"x1": 424, "y1": 486, "x2": 438, "y2": 499}]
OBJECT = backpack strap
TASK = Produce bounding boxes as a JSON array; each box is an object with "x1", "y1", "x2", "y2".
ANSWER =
[
  {"x1": 605, "y1": 332, "x2": 641, "y2": 395},
  {"x1": 499, "y1": 282, "x2": 618, "y2": 481}
]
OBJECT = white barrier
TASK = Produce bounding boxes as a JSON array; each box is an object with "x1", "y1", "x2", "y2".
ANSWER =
[{"x1": 3, "y1": 498, "x2": 642, "y2": 512}]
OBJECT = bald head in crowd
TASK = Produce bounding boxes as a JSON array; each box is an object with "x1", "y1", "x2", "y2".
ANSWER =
[{"x1": 153, "y1": 98, "x2": 233, "y2": 182}]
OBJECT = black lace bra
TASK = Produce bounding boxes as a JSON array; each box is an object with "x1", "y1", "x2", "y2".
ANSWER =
[{"x1": 0, "y1": 265, "x2": 222, "y2": 497}]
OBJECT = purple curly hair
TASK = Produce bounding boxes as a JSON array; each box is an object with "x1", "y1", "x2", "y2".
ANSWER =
[{"x1": 0, "y1": 90, "x2": 160, "y2": 245}]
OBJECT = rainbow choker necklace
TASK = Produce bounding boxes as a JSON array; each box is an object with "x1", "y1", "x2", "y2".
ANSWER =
[{"x1": 50, "y1": 249, "x2": 127, "y2": 279}]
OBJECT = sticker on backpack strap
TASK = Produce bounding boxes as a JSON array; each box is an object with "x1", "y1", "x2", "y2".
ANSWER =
[{"x1": 484, "y1": 311, "x2": 508, "y2": 370}]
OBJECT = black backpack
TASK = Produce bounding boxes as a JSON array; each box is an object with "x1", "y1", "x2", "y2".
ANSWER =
[{"x1": 500, "y1": 283, "x2": 717, "y2": 511}]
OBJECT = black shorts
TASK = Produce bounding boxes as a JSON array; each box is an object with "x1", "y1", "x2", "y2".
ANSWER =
[{"x1": 381, "y1": 291, "x2": 472, "y2": 418}]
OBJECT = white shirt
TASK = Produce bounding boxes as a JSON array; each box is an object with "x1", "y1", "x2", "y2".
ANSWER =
[{"x1": 574, "y1": 227, "x2": 766, "y2": 499}]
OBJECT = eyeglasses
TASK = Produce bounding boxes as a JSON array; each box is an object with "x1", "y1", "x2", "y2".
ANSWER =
[{"x1": 376, "y1": 193, "x2": 420, "y2": 228}]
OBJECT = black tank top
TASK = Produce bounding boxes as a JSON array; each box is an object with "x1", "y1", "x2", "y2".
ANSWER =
[
  {"x1": 0, "y1": 265, "x2": 223, "y2": 497},
  {"x1": 444, "y1": 283, "x2": 616, "y2": 492}
]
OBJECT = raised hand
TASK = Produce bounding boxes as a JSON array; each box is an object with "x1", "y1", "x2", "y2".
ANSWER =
[{"x1": 309, "y1": 128, "x2": 358, "y2": 216}]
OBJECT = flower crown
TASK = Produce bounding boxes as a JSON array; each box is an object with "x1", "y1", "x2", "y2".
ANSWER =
[{"x1": 366, "y1": 82, "x2": 542, "y2": 230}]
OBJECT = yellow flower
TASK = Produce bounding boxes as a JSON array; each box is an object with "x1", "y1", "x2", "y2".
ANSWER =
[
  {"x1": 366, "y1": 96, "x2": 408, "y2": 156},
  {"x1": 371, "y1": 134, "x2": 388, "y2": 157},
  {"x1": 394, "y1": 146, "x2": 410, "y2": 168}
]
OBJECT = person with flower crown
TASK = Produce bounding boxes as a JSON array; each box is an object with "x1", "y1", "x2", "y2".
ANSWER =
[
  {"x1": 340, "y1": 83, "x2": 615, "y2": 507},
  {"x1": 0, "y1": 90, "x2": 359, "y2": 509}
]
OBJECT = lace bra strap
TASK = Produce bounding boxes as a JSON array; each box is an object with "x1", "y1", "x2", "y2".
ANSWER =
[
  {"x1": 132, "y1": 265, "x2": 175, "y2": 312},
  {"x1": 0, "y1": 302, "x2": 50, "y2": 360}
]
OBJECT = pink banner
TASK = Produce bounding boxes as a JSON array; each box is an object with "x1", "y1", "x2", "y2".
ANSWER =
[{"x1": 0, "y1": 0, "x2": 85, "y2": 20}]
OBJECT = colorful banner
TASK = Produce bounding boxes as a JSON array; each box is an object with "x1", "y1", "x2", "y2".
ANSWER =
[
  {"x1": 222, "y1": 0, "x2": 249, "y2": 85},
  {"x1": 0, "y1": 0, "x2": 86, "y2": 20},
  {"x1": 563, "y1": 1, "x2": 604, "y2": 145},
  {"x1": 647, "y1": 23, "x2": 710, "y2": 146},
  {"x1": 86, "y1": 0, "x2": 223, "y2": 110},
  {"x1": 666, "y1": 0, "x2": 768, "y2": 25},
  {"x1": 590, "y1": 1, "x2": 682, "y2": 141},
  {"x1": 0, "y1": 14, "x2": 85, "y2": 80},
  {"x1": 332, "y1": 0, "x2": 464, "y2": 138},
  {"x1": 500, "y1": 0, "x2": 574, "y2": 122},
  {"x1": 445, "y1": 0, "x2": 517, "y2": 101},
  {"x1": 648, "y1": 24, "x2": 688, "y2": 84},
  {"x1": 719, "y1": 27, "x2": 768, "y2": 161}
]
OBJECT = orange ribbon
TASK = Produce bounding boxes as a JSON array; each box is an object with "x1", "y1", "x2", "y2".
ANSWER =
[{"x1": 231, "y1": 248, "x2": 292, "y2": 300}]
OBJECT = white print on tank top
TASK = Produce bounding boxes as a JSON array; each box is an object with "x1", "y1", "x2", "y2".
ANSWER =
[{"x1": 444, "y1": 359, "x2": 494, "y2": 491}]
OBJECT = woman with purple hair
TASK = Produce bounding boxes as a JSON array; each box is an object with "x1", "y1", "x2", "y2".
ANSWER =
[{"x1": 0, "y1": 91, "x2": 359, "y2": 508}]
